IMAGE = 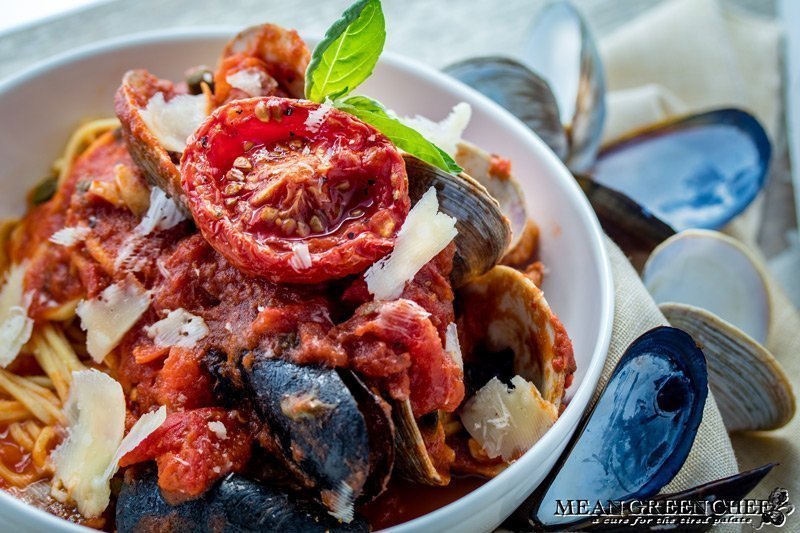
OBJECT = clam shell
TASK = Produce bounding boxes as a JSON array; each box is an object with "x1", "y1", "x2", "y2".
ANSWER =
[
  {"x1": 404, "y1": 154, "x2": 511, "y2": 287},
  {"x1": 594, "y1": 109, "x2": 771, "y2": 231},
  {"x1": 443, "y1": 57, "x2": 568, "y2": 160},
  {"x1": 458, "y1": 265, "x2": 569, "y2": 410},
  {"x1": 392, "y1": 400, "x2": 449, "y2": 486},
  {"x1": 643, "y1": 229, "x2": 771, "y2": 344},
  {"x1": 660, "y1": 302, "x2": 795, "y2": 432},
  {"x1": 522, "y1": 0, "x2": 606, "y2": 172},
  {"x1": 454, "y1": 141, "x2": 534, "y2": 266}
]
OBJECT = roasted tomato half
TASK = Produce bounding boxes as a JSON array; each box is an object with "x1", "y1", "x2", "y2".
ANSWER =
[{"x1": 181, "y1": 97, "x2": 409, "y2": 283}]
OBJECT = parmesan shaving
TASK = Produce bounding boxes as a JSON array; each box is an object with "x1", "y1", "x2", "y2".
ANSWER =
[
  {"x1": 207, "y1": 420, "x2": 228, "y2": 440},
  {"x1": 365, "y1": 187, "x2": 457, "y2": 300},
  {"x1": 401, "y1": 102, "x2": 472, "y2": 157},
  {"x1": 226, "y1": 68, "x2": 266, "y2": 97},
  {"x1": 327, "y1": 480, "x2": 355, "y2": 523},
  {"x1": 49, "y1": 226, "x2": 90, "y2": 246},
  {"x1": 51, "y1": 370, "x2": 125, "y2": 518},
  {"x1": 104, "y1": 405, "x2": 167, "y2": 481},
  {"x1": 0, "y1": 263, "x2": 33, "y2": 368},
  {"x1": 115, "y1": 187, "x2": 185, "y2": 272},
  {"x1": 304, "y1": 102, "x2": 332, "y2": 133},
  {"x1": 289, "y1": 242, "x2": 312, "y2": 271},
  {"x1": 459, "y1": 376, "x2": 557, "y2": 462},
  {"x1": 445, "y1": 322, "x2": 463, "y2": 369},
  {"x1": 139, "y1": 92, "x2": 208, "y2": 153},
  {"x1": 136, "y1": 187, "x2": 186, "y2": 236},
  {"x1": 76, "y1": 282, "x2": 151, "y2": 363},
  {"x1": 52, "y1": 370, "x2": 166, "y2": 518},
  {"x1": 144, "y1": 308, "x2": 209, "y2": 348}
]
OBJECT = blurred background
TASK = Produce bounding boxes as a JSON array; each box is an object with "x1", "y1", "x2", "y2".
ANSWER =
[{"x1": 0, "y1": 0, "x2": 797, "y2": 305}]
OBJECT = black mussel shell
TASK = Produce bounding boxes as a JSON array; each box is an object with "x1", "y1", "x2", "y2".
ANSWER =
[
  {"x1": 444, "y1": 57, "x2": 568, "y2": 160},
  {"x1": 520, "y1": 327, "x2": 708, "y2": 530},
  {"x1": 116, "y1": 469, "x2": 368, "y2": 533}
]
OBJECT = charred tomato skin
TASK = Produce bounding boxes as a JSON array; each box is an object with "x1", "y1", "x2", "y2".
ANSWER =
[{"x1": 181, "y1": 97, "x2": 409, "y2": 283}]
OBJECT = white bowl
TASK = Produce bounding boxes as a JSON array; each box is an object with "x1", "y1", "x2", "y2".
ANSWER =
[{"x1": 0, "y1": 28, "x2": 613, "y2": 533}]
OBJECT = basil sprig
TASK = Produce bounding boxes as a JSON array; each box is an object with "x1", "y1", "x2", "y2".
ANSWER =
[
  {"x1": 335, "y1": 96, "x2": 462, "y2": 174},
  {"x1": 305, "y1": 0, "x2": 385, "y2": 103},
  {"x1": 305, "y1": 0, "x2": 462, "y2": 175}
]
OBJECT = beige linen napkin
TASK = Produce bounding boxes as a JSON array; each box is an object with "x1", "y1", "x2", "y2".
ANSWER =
[{"x1": 596, "y1": 0, "x2": 799, "y2": 529}]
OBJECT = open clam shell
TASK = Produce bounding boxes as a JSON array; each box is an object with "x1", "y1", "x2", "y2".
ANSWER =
[
  {"x1": 392, "y1": 401, "x2": 449, "y2": 486},
  {"x1": 458, "y1": 265, "x2": 572, "y2": 411},
  {"x1": 594, "y1": 109, "x2": 771, "y2": 231},
  {"x1": 643, "y1": 229, "x2": 771, "y2": 344},
  {"x1": 521, "y1": 0, "x2": 606, "y2": 172},
  {"x1": 453, "y1": 141, "x2": 536, "y2": 266},
  {"x1": 660, "y1": 303, "x2": 795, "y2": 432},
  {"x1": 403, "y1": 154, "x2": 511, "y2": 287},
  {"x1": 523, "y1": 327, "x2": 707, "y2": 530},
  {"x1": 443, "y1": 58, "x2": 568, "y2": 160}
]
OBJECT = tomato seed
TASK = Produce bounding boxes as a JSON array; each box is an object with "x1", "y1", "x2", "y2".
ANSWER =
[
  {"x1": 233, "y1": 157, "x2": 252, "y2": 171},
  {"x1": 255, "y1": 101, "x2": 270, "y2": 122}
]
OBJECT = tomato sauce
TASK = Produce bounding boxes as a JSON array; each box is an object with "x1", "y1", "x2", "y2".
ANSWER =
[{"x1": 360, "y1": 476, "x2": 487, "y2": 530}]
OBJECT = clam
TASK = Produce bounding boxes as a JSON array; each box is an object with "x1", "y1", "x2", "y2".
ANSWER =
[
  {"x1": 393, "y1": 402, "x2": 450, "y2": 486},
  {"x1": 454, "y1": 141, "x2": 538, "y2": 267},
  {"x1": 517, "y1": 327, "x2": 707, "y2": 530},
  {"x1": 116, "y1": 468, "x2": 368, "y2": 532},
  {"x1": 403, "y1": 154, "x2": 512, "y2": 287},
  {"x1": 443, "y1": 58, "x2": 568, "y2": 160},
  {"x1": 593, "y1": 109, "x2": 771, "y2": 231},
  {"x1": 115, "y1": 69, "x2": 208, "y2": 213},
  {"x1": 520, "y1": 0, "x2": 606, "y2": 172},
  {"x1": 642, "y1": 230, "x2": 795, "y2": 431}
]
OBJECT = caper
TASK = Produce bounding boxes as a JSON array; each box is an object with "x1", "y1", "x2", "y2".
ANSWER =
[{"x1": 31, "y1": 176, "x2": 58, "y2": 205}]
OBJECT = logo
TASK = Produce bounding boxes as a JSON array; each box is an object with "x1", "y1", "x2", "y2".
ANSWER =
[
  {"x1": 551, "y1": 488, "x2": 795, "y2": 529},
  {"x1": 756, "y1": 488, "x2": 795, "y2": 529}
]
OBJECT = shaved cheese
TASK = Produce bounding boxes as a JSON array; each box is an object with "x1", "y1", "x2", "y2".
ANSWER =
[
  {"x1": 445, "y1": 322, "x2": 463, "y2": 369},
  {"x1": 460, "y1": 376, "x2": 557, "y2": 462},
  {"x1": 402, "y1": 102, "x2": 472, "y2": 157},
  {"x1": 207, "y1": 420, "x2": 228, "y2": 440},
  {"x1": 365, "y1": 187, "x2": 457, "y2": 300},
  {"x1": 136, "y1": 187, "x2": 186, "y2": 236},
  {"x1": 49, "y1": 226, "x2": 90, "y2": 246},
  {"x1": 304, "y1": 102, "x2": 332, "y2": 133},
  {"x1": 76, "y1": 282, "x2": 151, "y2": 363},
  {"x1": 328, "y1": 480, "x2": 355, "y2": 523},
  {"x1": 104, "y1": 405, "x2": 167, "y2": 481},
  {"x1": 115, "y1": 187, "x2": 185, "y2": 272},
  {"x1": 139, "y1": 92, "x2": 207, "y2": 152},
  {"x1": 144, "y1": 308, "x2": 208, "y2": 348},
  {"x1": 51, "y1": 370, "x2": 125, "y2": 517},
  {"x1": 289, "y1": 242, "x2": 312, "y2": 271},
  {"x1": 0, "y1": 263, "x2": 33, "y2": 367},
  {"x1": 226, "y1": 68, "x2": 266, "y2": 97},
  {"x1": 52, "y1": 370, "x2": 166, "y2": 518}
]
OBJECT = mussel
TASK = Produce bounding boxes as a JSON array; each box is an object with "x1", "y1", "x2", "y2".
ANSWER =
[
  {"x1": 521, "y1": 0, "x2": 606, "y2": 173},
  {"x1": 593, "y1": 109, "x2": 771, "y2": 231},
  {"x1": 205, "y1": 350, "x2": 394, "y2": 521},
  {"x1": 403, "y1": 154, "x2": 512, "y2": 287},
  {"x1": 642, "y1": 230, "x2": 795, "y2": 432},
  {"x1": 443, "y1": 58, "x2": 568, "y2": 160},
  {"x1": 116, "y1": 469, "x2": 368, "y2": 533},
  {"x1": 513, "y1": 327, "x2": 708, "y2": 530}
]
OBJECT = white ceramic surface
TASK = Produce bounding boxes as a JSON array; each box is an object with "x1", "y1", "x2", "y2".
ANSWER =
[{"x1": 0, "y1": 28, "x2": 613, "y2": 533}]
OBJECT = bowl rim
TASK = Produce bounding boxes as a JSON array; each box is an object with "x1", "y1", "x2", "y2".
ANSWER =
[{"x1": 0, "y1": 26, "x2": 614, "y2": 533}]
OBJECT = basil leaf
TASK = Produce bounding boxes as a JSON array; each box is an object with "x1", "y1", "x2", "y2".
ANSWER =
[
  {"x1": 336, "y1": 96, "x2": 462, "y2": 174},
  {"x1": 305, "y1": 0, "x2": 386, "y2": 103}
]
